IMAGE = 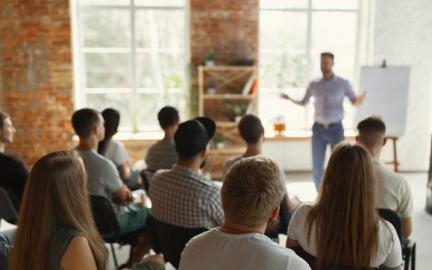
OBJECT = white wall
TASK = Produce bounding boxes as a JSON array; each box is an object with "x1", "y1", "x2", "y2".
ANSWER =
[{"x1": 374, "y1": 0, "x2": 432, "y2": 171}]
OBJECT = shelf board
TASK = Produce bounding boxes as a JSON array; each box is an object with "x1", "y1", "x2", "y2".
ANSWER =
[
  {"x1": 203, "y1": 94, "x2": 255, "y2": 100},
  {"x1": 199, "y1": 65, "x2": 256, "y2": 71},
  {"x1": 216, "y1": 121, "x2": 238, "y2": 127}
]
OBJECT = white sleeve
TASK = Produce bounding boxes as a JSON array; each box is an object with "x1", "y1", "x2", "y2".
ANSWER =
[
  {"x1": 382, "y1": 222, "x2": 403, "y2": 268},
  {"x1": 287, "y1": 204, "x2": 308, "y2": 241}
]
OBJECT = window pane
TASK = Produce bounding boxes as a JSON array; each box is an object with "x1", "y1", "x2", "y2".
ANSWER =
[
  {"x1": 135, "y1": 10, "x2": 185, "y2": 49},
  {"x1": 135, "y1": 0, "x2": 185, "y2": 7},
  {"x1": 260, "y1": 0, "x2": 308, "y2": 9},
  {"x1": 137, "y1": 92, "x2": 187, "y2": 130},
  {"x1": 79, "y1": 0, "x2": 130, "y2": 5},
  {"x1": 160, "y1": 53, "x2": 185, "y2": 88},
  {"x1": 85, "y1": 93, "x2": 133, "y2": 129},
  {"x1": 260, "y1": 11, "x2": 307, "y2": 50},
  {"x1": 85, "y1": 53, "x2": 131, "y2": 88},
  {"x1": 312, "y1": 0, "x2": 358, "y2": 9},
  {"x1": 136, "y1": 53, "x2": 156, "y2": 88},
  {"x1": 81, "y1": 9, "x2": 130, "y2": 48},
  {"x1": 259, "y1": 88, "x2": 308, "y2": 130},
  {"x1": 260, "y1": 52, "x2": 308, "y2": 88},
  {"x1": 311, "y1": 12, "x2": 357, "y2": 80}
]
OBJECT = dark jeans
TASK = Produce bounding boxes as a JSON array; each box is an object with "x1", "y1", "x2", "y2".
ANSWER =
[{"x1": 312, "y1": 121, "x2": 344, "y2": 190}]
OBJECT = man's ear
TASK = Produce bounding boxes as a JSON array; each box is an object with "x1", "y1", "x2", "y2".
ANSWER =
[
  {"x1": 383, "y1": 137, "x2": 387, "y2": 146},
  {"x1": 201, "y1": 147, "x2": 208, "y2": 158},
  {"x1": 355, "y1": 135, "x2": 359, "y2": 142},
  {"x1": 269, "y1": 206, "x2": 280, "y2": 222}
]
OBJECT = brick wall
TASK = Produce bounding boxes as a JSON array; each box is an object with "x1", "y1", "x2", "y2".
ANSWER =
[
  {"x1": 189, "y1": 0, "x2": 259, "y2": 114},
  {"x1": 0, "y1": 0, "x2": 74, "y2": 165}
]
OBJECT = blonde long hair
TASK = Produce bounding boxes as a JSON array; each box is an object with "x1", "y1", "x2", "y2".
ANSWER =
[
  {"x1": 306, "y1": 143, "x2": 379, "y2": 269},
  {"x1": 9, "y1": 151, "x2": 107, "y2": 270}
]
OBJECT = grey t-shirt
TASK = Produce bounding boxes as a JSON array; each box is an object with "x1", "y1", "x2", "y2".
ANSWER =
[
  {"x1": 78, "y1": 150, "x2": 125, "y2": 219},
  {"x1": 179, "y1": 228, "x2": 310, "y2": 270},
  {"x1": 145, "y1": 140, "x2": 178, "y2": 172}
]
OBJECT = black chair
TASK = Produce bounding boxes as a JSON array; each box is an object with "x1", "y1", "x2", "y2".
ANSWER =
[
  {"x1": 292, "y1": 246, "x2": 378, "y2": 270},
  {"x1": 140, "y1": 169, "x2": 154, "y2": 194},
  {"x1": 146, "y1": 215, "x2": 207, "y2": 268},
  {"x1": 265, "y1": 200, "x2": 290, "y2": 239},
  {"x1": 378, "y1": 208, "x2": 416, "y2": 270},
  {"x1": 89, "y1": 195, "x2": 144, "y2": 269},
  {"x1": 0, "y1": 187, "x2": 17, "y2": 222}
]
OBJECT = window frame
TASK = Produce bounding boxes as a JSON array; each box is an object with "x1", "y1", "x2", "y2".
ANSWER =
[
  {"x1": 258, "y1": 0, "x2": 366, "y2": 131},
  {"x1": 71, "y1": 0, "x2": 189, "y2": 133}
]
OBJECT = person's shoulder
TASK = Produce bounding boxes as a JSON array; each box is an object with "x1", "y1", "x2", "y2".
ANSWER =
[
  {"x1": 0, "y1": 153, "x2": 26, "y2": 168},
  {"x1": 377, "y1": 219, "x2": 399, "y2": 244},
  {"x1": 61, "y1": 235, "x2": 96, "y2": 269},
  {"x1": 375, "y1": 161, "x2": 408, "y2": 187},
  {"x1": 183, "y1": 229, "x2": 214, "y2": 251}
]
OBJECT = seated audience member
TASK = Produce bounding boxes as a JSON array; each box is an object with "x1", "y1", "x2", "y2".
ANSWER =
[
  {"x1": 132, "y1": 255, "x2": 166, "y2": 270},
  {"x1": 145, "y1": 106, "x2": 179, "y2": 173},
  {"x1": 150, "y1": 117, "x2": 224, "y2": 229},
  {"x1": 286, "y1": 143, "x2": 403, "y2": 270},
  {"x1": 0, "y1": 230, "x2": 15, "y2": 270},
  {"x1": 98, "y1": 108, "x2": 141, "y2": 189},
  {"x1": 357, "y1": 116, "x2": 413, "y2": 238},
  {"x1": 9, "y1": 151, "x2": 107, "y2": 270},
  {"x1": 0, "y1": 112, "x2": 28, "y2": 208},
  {"x1": 72, "y1": 108, "x2": 150, "y2": 266},
  {"x1": 223, "y1": 114, "x2": 300, "y2": 234},
  {"x1": 179, "y1": 156, "x2": 310, "y2": 270}
]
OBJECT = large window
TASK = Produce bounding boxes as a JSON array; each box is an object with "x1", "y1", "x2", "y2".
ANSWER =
[
  {"x1": 72, "y1": 0, "x2": 188, "y2": 132},
  {"x1": 259, "y1": 0, "x2": 363, "y2": 130}
]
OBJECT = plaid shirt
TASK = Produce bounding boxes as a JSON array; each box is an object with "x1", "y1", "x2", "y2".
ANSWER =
[{"x1": 149, "y1": 164, "x2": 224, "y2": 229}]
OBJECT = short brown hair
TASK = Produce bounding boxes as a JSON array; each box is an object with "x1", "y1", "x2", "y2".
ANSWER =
[
  {"x1": 357, "y1": 116, "x2": 386, "y2": 149},
  {"x1": 222, "y1": 156, "x2": 284, "y2": 226},
  {"x1": 321, "y1": 52, "x2": 334, "y2": 60},
  {"x1": 238, "y1": 114, "x2": 264, "y2": 144}
]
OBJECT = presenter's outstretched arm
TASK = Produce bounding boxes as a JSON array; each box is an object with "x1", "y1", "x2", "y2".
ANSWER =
[
  {"x1": 352, "y1": 91, "x2": 367, "y2": 107},
  {"x1": 280, "y1": 93, "x2": 306, "y2": 106}
]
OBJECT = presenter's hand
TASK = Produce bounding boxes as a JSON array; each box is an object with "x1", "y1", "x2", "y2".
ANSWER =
[
  {"x1": 280, "y1": 93, "x2": 290, "y2": 100},
  {"x1": 353, "y1": 91, "x2": 367, "y2": 107}
]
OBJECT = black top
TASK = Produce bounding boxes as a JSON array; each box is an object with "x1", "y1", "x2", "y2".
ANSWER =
[{"x1": 0, "y1": 153, "x2": 28, "y2": 205}]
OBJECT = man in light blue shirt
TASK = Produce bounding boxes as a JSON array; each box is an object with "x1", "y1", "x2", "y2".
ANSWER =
[{"x1": 282, "y1": 52, "x2": 366, "y2": 190}]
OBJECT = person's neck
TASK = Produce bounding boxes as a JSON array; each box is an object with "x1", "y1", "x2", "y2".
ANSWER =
[
  {"x1": 0, "y1": 143, "x2": 5, "y2": 153},
  {"x1": 367, "y1": 146, "x2": 382, "y2": 159},
  {"x1": 220, "y1": 220, "x2": 266, "y2": 235},
  {"x1": 323, "y1": 72, "x2": 334, "y2": 80},
  {"x1": 176, "y1": 158, "x2": 202, "y2": 172},
  {"x1": 162, "y1": 129, "x2": 175, "y2": 141},
  {"x1": 243, "y1": 144, "x2": 261, "y2": 157},
  {"x1": 76, "y1": 138, "x2": 98, "y2": 151}
]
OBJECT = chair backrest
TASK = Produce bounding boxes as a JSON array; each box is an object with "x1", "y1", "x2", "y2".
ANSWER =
[
  {"x1": 0, "y1": 187, "x2": 17, "y2": 221},
  {"x1": 89, "y1": 195, "x2": 120, "y2": 240},
  {"x1": 140, "y1": 169, "x2": 154, "y2": 194},
  {"x1": 377, "y1": 208, "x2": 403, "y2": 242},
  {"x1": 147, "y1": 215, "x2": 207, "y2": 268},
  {"x1": 292, "y1": 246, "x2": 377, "y2": 270}
]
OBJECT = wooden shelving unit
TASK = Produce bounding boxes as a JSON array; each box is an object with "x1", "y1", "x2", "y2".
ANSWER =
[{"x1": 198, "y1": 65, "x2": 258, "y2": 179}]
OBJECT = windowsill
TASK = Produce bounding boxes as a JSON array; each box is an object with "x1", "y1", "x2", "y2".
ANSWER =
[{"x1": 112, "y1": 129, "x2": 357, "y2": 142}]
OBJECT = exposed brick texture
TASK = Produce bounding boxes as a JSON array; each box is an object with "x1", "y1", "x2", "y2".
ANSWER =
[
  {"x1": 0, "y1": 0, "x2": 74, "y2": 165},
  {"x1": 189, "y1": 0, "x2": 259, "y2": 113}
]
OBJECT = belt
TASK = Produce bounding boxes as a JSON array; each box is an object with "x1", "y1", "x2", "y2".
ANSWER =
[{"x1": 315, "y1": 121, "x2": 341, "y2": 129}]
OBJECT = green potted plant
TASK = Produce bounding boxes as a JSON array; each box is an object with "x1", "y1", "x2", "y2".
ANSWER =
[{"x1": 205, "y1": 51, "x2": 215, "y2": 67}]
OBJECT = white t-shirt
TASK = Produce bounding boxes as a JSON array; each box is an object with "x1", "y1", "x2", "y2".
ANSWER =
[
  {"x1": 179, "y1": 228, "x2": 310, "y2": 270},
  {"x1": 105, "y1": 140, "x2": 129, "y2": 166},
  {"x1": 287, "y1": 204, "x2": 403, "y2": 268},
  {"x1": 373, "y1": 159, "x2": 413, "y2": 218}
]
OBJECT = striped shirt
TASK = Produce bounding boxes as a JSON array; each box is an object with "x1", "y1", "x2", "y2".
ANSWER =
[
  {"x1": 149, "y1": 164, "x2": 224, "y2": 228},
  {"x1": 145, "y1": 140, "x2": 178, "y2": 172}
]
